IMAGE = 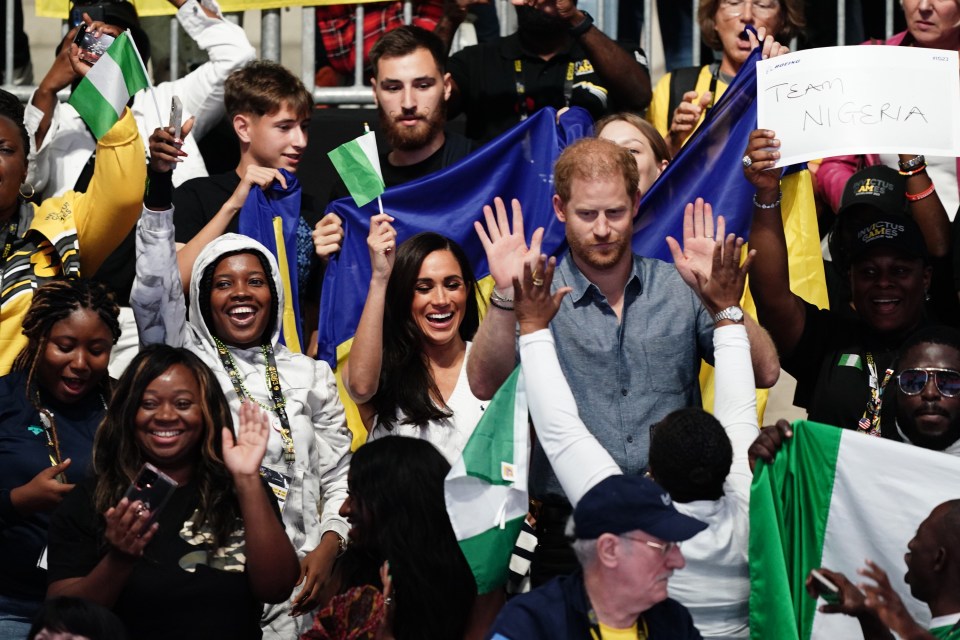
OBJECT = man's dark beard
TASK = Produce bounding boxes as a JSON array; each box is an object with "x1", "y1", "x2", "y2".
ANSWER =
[
  {"x1": 380, "y1": 100, "x2": 447, "y2": 152},
  {"x1": 516, "y1": 5, "x2": 568, "y2": 35},
  {"x1": 900, "y1": 414, "x2": 960, "y2": 451}
]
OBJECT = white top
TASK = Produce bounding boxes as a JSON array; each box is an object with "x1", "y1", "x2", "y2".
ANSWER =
[
  {"x1": 519, "y1": 324, "x2": 758, "y2": 640},
  {"x1": 368, "y1": 342, "x2": 486, "y2": 464},
  {"x1": 24, "y1": 0, "x2": 255, "y2": 198}
]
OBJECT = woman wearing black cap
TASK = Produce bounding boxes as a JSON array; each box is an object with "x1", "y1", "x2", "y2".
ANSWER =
[{"x1": 744, "y1": 128, "x2": 959, "y2": 438}]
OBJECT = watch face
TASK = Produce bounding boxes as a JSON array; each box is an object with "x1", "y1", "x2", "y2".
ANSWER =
[{"x1": 728, "y1": 307, "x2": 744, "y2": 321}]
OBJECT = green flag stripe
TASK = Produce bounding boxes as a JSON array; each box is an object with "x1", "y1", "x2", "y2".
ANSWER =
[
  {"x1": 458, "y1": 515, "x2": 525, "y2": 594},
  {"x1": 461, "y1": 366, "x2": 519, "y2": 486},
  {"x1": 69, "y1": 79, "x2": 119, "y2": 140},
  {"x1": 749, "y1": 420, "x2": 843, "y2": 640},
  {"x1": 328, "y1": 141, "x2": 385, "y2": 207}
]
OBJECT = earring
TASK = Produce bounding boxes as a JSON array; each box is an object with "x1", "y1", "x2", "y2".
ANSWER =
[
  {"x1": 925, "y1": 290, "x2": 932, "y2": 302},
  {"x1": 19, "y1": 182, "x2": 35, "y2": 199}
]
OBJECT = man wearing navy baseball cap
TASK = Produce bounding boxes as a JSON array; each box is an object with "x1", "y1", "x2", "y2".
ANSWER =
[{"x1": 487, "y1": 474, "x2": 707, "y2": 639}]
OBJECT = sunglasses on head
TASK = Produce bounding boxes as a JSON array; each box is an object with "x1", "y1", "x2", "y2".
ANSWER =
[{"x1": 896, "y1": 368, "x2": 960, "y2": 397}]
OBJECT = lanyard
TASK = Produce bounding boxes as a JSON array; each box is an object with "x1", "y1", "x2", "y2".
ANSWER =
[
  {"x1": 858, "y1": 352, "x2": 893, "y2": 437},
  {"x1": 514, "y1": 59, "x2": 576, "y2": 120},
  {"x1": 214, "y1": 338, "x2": 296, "y2": 463},
  {"x1": 587, "y1": 605, "x2": 649, "y2": 639},
  {"x1": 2, "y1": 219, "x2": 18, "y2": 262}
]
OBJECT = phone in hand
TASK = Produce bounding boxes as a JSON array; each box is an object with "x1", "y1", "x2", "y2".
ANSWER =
[
  {"x1": 169, "y1": 96, "x2": 183, "y2": 140},
  {"x1": 73, "y1": 23, "x2": 115, "y2": 66},
  {"x1": 123, "y1": 463, "x2": 178, "y2": 527},
  {"x1": 810, "y1": 569, "x2": 841, "y2": 605}
]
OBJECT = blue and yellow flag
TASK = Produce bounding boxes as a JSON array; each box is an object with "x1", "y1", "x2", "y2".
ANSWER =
[
  {"x1": 319, "y1": 108, "x2": 593, "y2": 446},
  {"x1": 636, "y1": 46, "x2": 827, "y2": 415}
]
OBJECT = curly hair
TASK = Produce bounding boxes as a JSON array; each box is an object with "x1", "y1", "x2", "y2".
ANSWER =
[
  {"x1": 197, "y1": 249, "x2": 279, "y2": 347},
  {"x1": 343, "y1": 437, "x2": 476, "y2": 640},
  {"x1": 698, "y1": 0, "x2": 806, "y2": 51},
  {"x1": 11, "y1": 278, "x2": 121, "y2": 408},
  {"x1": 648, "y1": 407, "x2": 733, "y2": 502},
  {"x1": 373, "y1": 233, "x2": 482, "y2": 430},
  {"x1": 92, "y1": 345, "x2": 241, "y2": 548}
]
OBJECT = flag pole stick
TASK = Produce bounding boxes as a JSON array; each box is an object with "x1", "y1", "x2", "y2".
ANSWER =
[
  {"x1": 125, "y1": 29, "x2": 163, "y2": 126},
  {"x1": 363, "y1": 122, "x2": 386, "y2": 216}
]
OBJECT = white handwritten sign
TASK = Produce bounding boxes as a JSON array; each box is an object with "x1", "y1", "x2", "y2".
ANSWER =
[{"x1": 757, "y1": 46, "x2": 960, "y2": 167}]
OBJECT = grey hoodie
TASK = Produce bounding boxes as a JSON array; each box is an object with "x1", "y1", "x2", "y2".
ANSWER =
[{"x1": 131, "y1": 207, "x2": 350, "y2": 638}]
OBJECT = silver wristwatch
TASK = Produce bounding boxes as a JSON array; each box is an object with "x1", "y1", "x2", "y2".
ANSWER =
[{"x1": 713, "y1": 305, "x2": 744, "y2": 324}]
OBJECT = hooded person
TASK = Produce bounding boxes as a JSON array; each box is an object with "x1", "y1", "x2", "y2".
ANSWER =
[{"x1": 129, "y1": 138, "x2": 351, "y2": 639}]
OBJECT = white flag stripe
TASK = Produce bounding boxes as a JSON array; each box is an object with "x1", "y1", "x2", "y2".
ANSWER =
[
  {"x1": 84, "y1": 52, "x2": 129, "y2": 118},
  {"x1": 356, "y1": 131, "x2": 384, "y2": 180},
  {"x1": 811, "y1": 434, "x2": 960, "y2": 639}
]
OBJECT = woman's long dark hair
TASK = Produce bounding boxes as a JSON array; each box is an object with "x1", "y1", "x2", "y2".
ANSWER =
[
  {"x1": 373, "y1": 233, "x2": 482, "y2": 429},
  {"x1": 343, "y1": 437, "x2": 476, "y2": 640},
  {"x1": 92, "y1": 345, "x2": 241, "y2": 548}
]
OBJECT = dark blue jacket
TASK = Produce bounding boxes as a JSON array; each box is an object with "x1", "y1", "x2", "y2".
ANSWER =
[
  {"x1": 0, "y1": 372, "x2": 103, "y2": 600},
  {"x1": 487, "y1": 570, "x2": 702, "y2": 640}
]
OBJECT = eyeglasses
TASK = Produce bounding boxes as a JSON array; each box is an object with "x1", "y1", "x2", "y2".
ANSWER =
[
  {"x1": 719, "y1": 0, "x2": 781, "y2": 18},
  {"x1": 897, "y1": 368, "x2": 960, "y2": 397},
  {"x1": 621, "y1": 535, "x2": 681, "y2": 556}
]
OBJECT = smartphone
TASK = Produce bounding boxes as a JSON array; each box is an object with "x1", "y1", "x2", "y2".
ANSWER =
[
  {"x1": 123, "y1": 463, "x2": 178, "y2": 527},
  {"x1": 810, "y1": 569, "x2": 841, "y2": 605},
  {"x1": 169, "y1": 96, "x2": 183, "y2": 140},
  {"x1": 73, "y1": 23, "x2": 115, "y2": 67}
]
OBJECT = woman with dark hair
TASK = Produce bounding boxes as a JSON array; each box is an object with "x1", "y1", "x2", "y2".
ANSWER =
[
  {"x1": 343, "y1": 214, "x2": 484, "y2": 462},
  {"x1": 0, "y1": 279, "x2": 120, "y2": 636},
  {"x1": 46, "y1": 345, "x2": 300, "y2": 639},
  {"x1": 310, "y1": 436, "x2": 476, "y2": 640},
  {"x1": 646, "y1": 0, "x2": 801, "y2": 156},
  {"x1": 0, "y1": 83, "x2": 144, "y2": 376},
  {"x1": 595, "y1": 112, "x2": 671, "y2": 198},
  {"x1": 130, "y1": 129, "x2": 351, "y2": 640}
]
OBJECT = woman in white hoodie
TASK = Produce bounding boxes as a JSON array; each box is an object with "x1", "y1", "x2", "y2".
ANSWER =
[{"x1": 130, "y1": 129, "x2": 351, "y2": 639}]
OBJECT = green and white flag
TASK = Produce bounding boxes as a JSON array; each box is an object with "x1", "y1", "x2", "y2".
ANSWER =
[
  {"x1": 750, "y1": 420, "x2": 960, "y2": 639},
  {"x1": 444, "y1": 367, "x2": 529, "y2": 594},
  {"x1": 68, "y1": 31, "x2": 149, "y2": 139},
  {"x1": 327, "y1": 131, "x2": 385, "y2": 207}
]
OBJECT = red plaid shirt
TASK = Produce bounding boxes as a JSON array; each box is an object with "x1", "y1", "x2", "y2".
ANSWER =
[{"x1": 316, "y1": 1, "x2": 444, "y2": 75}]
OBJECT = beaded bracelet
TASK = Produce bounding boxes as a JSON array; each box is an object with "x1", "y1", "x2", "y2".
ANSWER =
[
  {"x1": 906, "y1": 184, "x2": 936, "y2": 202},
  {"x1": 899, "y1": 165, "x2": 927, "y2": 177},
  {"x1": 898, "y1": 155, "x2": 926, "y2": 172},
  {"x1": 753, "y1": 191, "x2": 782, "y2": 209}
]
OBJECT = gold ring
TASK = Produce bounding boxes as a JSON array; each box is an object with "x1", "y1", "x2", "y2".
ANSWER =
[
  {"x1": 135, "y1": 505, "x2": 146, "y2": 517},
  {"x1": 532, "y1": 277, "x2": 545, "y2": 287}
]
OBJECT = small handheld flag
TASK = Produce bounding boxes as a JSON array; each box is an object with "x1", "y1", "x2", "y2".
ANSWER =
[
  {"x1": 327, "y1": 127, "x2": 386, "y2": 209},
  {"x1": 68, "y1": 30, "x2": 150, "y2": 140}
]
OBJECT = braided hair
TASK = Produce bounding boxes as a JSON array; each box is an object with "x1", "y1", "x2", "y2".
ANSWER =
[
  {"x1": 197, "y1": 249, "x2": 279, "y2": 346},
  {"x1": 11, "y1": 278, "x2": 121, "y2": 408}
]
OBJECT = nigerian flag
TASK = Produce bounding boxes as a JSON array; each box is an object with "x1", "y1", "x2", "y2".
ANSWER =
[
  {"x1": 68, "y1": 31, "x2": 149, "y2": 139},
  {"x1": 327, "y1": 130, "x2": 385, "y2": 207},
  {"x1": 750, "y1": 420, "x2": 960, "y2": 639},
  {"x1": 444, "y1": 367, "x2": 529, "y2": 594}
]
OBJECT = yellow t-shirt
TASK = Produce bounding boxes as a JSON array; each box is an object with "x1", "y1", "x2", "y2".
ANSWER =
[
  {"x1": 647, "y1": 65, "x2": 730, "y2": 146},
  {"x1": 599, "y1": 621, "x2": 640, "y2": 640}
]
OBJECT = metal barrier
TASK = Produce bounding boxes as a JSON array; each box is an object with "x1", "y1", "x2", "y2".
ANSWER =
[{"x1": 3, "y1": 0, "x2": 902, "y2": 105}]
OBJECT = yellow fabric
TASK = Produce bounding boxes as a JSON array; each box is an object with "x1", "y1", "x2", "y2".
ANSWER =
[
  {"x1": 0, "y1": 109, "x2": 145, "y2": 375},
  {"x1": 37, "y1": 0, "x2": 384, "y2": 18},
  {"x1": 272, "y1": 216, "x2": 302, "y2": 354},
  {"x1": 334, "y1": 275, "x2": 495, "y2": 451},
  {"x1": 647, "y1": 65, "x2": 730, "y2": 146},
  {"x1": 599, "y1": 621, "x2": 640, "y2": 640},
  {"x1": 698, "y1": 169, "x2": 828, "y2": 420}
]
